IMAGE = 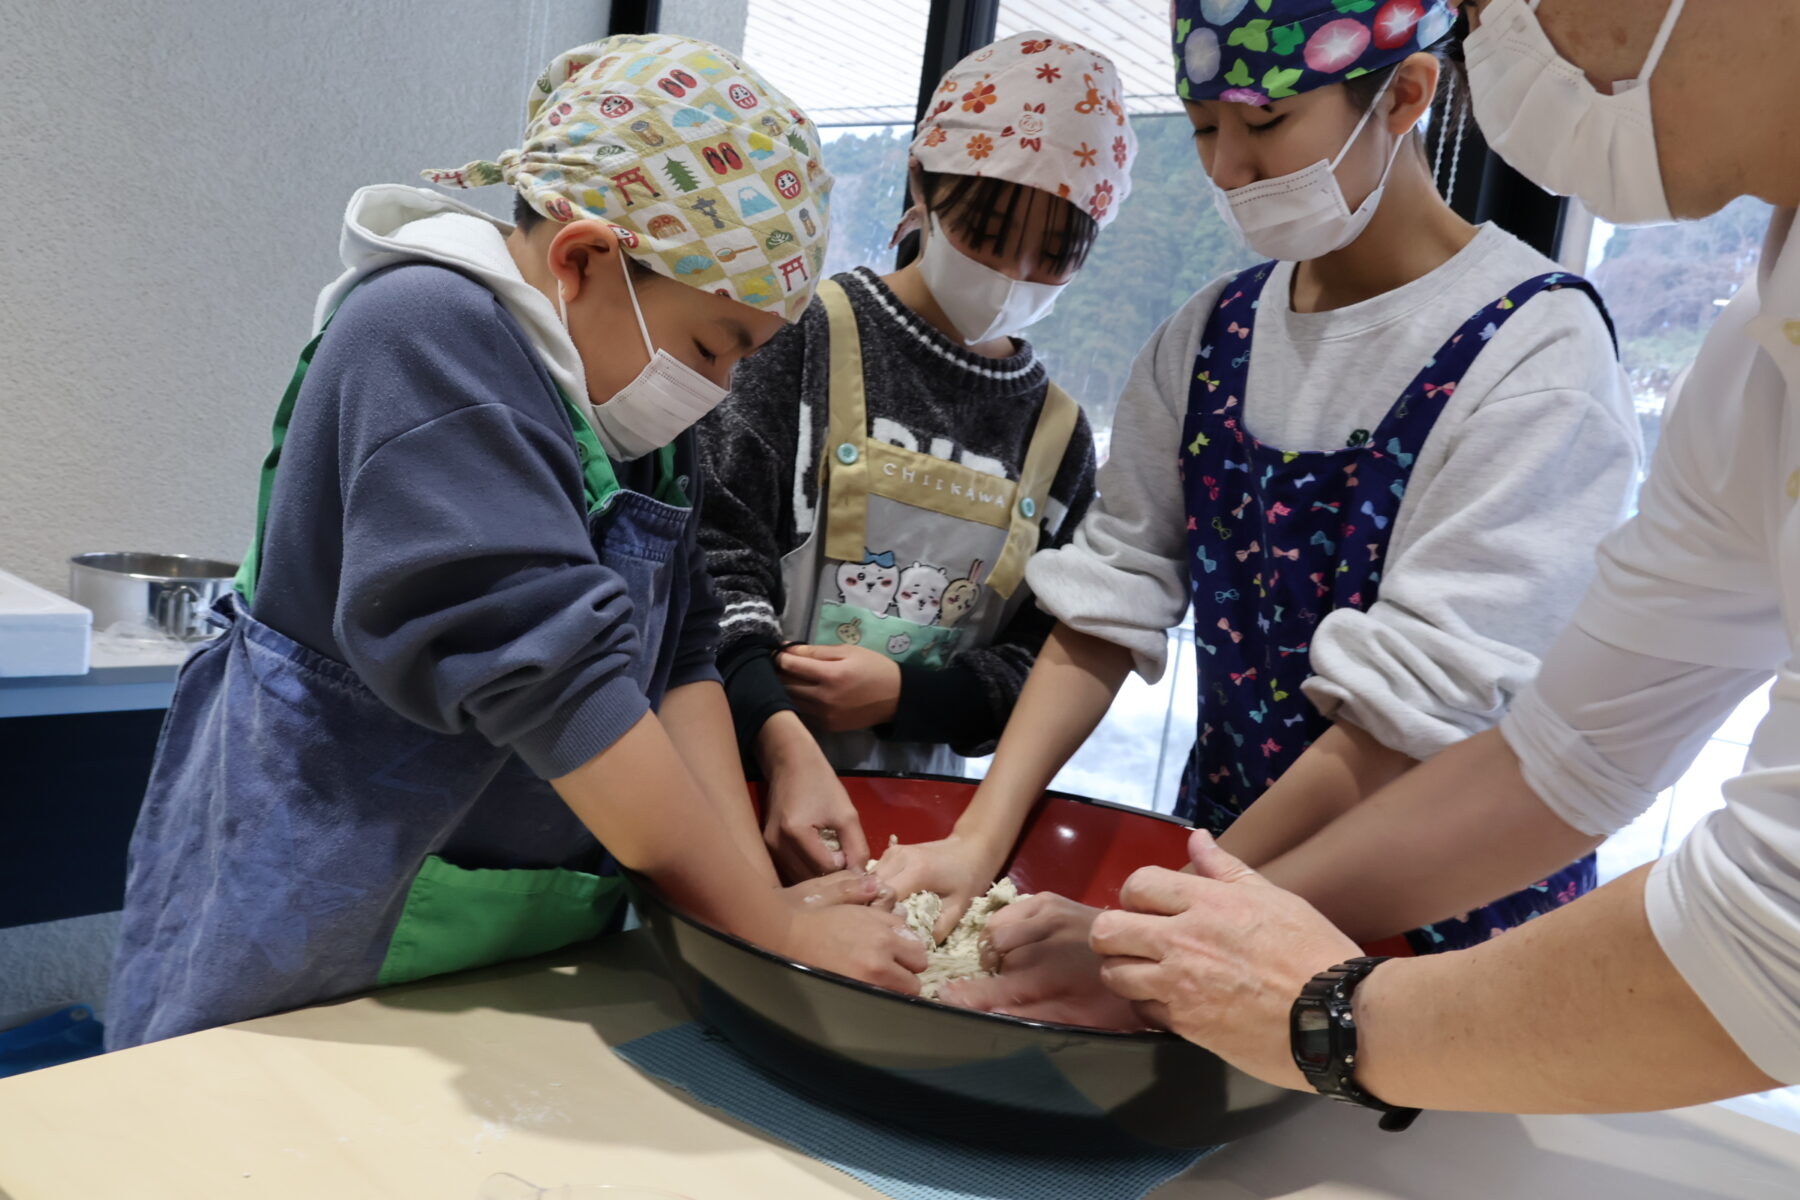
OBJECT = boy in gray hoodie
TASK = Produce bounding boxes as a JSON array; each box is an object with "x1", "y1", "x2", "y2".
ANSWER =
[{"x1": 108, "y1": 34, "x2": 923, "y2": 1049}]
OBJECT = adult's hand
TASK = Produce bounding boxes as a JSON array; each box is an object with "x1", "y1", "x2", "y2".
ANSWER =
[{"x1": 1093, "y1": 830, "x2": 1360, "y2": 1089}]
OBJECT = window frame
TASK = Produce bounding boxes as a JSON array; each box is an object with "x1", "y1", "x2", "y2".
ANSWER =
[{"x1": 608, "y1": 0, "x2": 661, "y2": 36}]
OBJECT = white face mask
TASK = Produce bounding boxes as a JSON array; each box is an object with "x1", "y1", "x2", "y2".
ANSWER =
[
  {"x1": 1211, "y1": 73, "x2": 1405, "y2": 263},
  {"x1": 559, "y1": 253, "x2": 729, "y2": 462},
  {"x1": 916, "y1": 213, "x2": 1065, "y2": 344},
  {"x1": 1465, "y1": 0, "x2": 1685, "y2": 227}
]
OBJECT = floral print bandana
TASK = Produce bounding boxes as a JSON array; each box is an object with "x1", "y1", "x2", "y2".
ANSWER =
[
  {"x1": 424, "y1": 34, "x2": 832, "y2": 323},
  {"x1": 910, "y1": 31, "x2": 1137, "y2": 228},
  {"x1": 1174, "y1": 0, "x2": 1457, "y2": 105}
]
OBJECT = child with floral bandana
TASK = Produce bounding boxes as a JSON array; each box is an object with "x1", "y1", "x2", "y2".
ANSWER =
[
  {"x1": 108, "y1": 34, "x2": 925, "y2": 1050},
  {"x1": 887, "y1": 3, "x2": 1643, "y2": 1026},
  {"x1": 697, "y1": 32, "x2": 1137, "y2": 884}
]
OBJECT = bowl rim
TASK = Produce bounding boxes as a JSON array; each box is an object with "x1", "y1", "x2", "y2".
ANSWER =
[
  {"x1": 630, "y1": 769, "x2": 1197, "y2": 1045},
  {"x1": 69, "y1": 552, "x2": 239, "y2": 582}
]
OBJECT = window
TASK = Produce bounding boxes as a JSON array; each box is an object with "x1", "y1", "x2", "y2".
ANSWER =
[
  {"x1": 1578, "y1": 196, "x2": 1773, "y2": 467},
  {"x1": 970, "y1": 0, "x2": 1259, "y2": 811},
  {"x1": 739, "y1": 0, "x2": 930, "y2": 279}
]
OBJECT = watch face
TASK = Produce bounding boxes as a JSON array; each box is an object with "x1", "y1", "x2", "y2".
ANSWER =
[{"x1": 1293, "y1": 1001, "x2": 1334, "y2": 1072}]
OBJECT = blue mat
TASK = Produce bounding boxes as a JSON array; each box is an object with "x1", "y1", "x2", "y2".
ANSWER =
[
  {"x1": 616, "y1": 1022, "x2": 1219, "y2": 1200},
  {"x1": 0, "y1": 1006, "x2": 105, "y2": 1078}
]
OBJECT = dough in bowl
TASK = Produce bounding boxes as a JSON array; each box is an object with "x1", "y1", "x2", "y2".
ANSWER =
[{"x1": 896, "y1": 878, "x2": 1026, "y2": 1000}]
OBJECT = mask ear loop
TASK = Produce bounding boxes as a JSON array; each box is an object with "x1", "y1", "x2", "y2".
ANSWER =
[
  {"x1": 1329, "y1": 69, "x2": 1398, "y2": 172},
  {"x1": 1445, "y1": 80, "x2": 1469, "y2": 202},
  {"x1": 1636, "y1": 0, "x2": 1686, "y2": 84},
  {"x1": 616, "y1": 246, "x2": 657, "y2": 361},
  {"x1": 1334, "y1": 68, "x2": 1413, "y2": 209}
]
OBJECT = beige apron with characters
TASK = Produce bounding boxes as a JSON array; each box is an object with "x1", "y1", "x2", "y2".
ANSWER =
[{"x1": 778, "y1": 279, "x2": 1079, "y2": 774}]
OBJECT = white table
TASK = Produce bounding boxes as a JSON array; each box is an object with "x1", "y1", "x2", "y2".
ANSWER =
[
  {"x1": 0, "y1": 634, "x2": 187, "y2": 718},
  {"x1": 2, "y1": 933, "x2": 1796, "y2": 1199}
]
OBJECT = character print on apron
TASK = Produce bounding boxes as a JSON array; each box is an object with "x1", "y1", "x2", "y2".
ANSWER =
[{"x1": 777, "y1": 278, "x2": 1078, "y2": 772}]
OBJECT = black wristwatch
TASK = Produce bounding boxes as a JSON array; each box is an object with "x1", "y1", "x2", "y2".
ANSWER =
[{"x1": 1291, "y1": 956, "x2": 1422, "y2": 1132}]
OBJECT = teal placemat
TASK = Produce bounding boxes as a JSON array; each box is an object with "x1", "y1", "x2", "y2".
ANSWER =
[
  {"x1": 616, "y1": 1022, "x2": 1219, "y2": 1200},
  {"x1": 0, "y1": 1006, "x2": 104, "y2": 1078}
]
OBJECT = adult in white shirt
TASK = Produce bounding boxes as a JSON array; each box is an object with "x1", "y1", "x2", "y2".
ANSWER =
[{"x1": 1081, "y1": 0, "x2": 1800, "y2": 1115}]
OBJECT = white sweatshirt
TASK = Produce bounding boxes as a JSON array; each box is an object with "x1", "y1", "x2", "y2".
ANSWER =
[
  {"x1": 1502, "y1": 209, "x2": 1800, "y2": 1085},
  {"x1": 1027, "y1": 223, "x2": 1641, "y2": 762}
]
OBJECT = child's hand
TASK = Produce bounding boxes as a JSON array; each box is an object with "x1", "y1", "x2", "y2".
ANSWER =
[
  {"x1": 764, "y1": 748, "x2": 875, "y2": 883},
  {"x1": 777, "y1": 643, "x2": 901, "y2": 732},
  {"x1": 784, "y1": 868, "x2": 894, "y2": 911},
  {"x1": 777, "y1": 896, "x2": 929, "y2": 995},
  {"x1": 938, "y1": 894, "x2": 1146, "y2": 1030},
  {"x1": 870, "y1": 833, "x2": 1003, "y2": 941}
]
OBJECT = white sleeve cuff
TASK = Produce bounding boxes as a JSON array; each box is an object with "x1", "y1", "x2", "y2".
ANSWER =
[
  {"x1": 1026, "y1": 545, "x2": 1186, "y2": 683},
  {"x1": 1500, "y1": 686, "x2": 1660, "y2": 839}
]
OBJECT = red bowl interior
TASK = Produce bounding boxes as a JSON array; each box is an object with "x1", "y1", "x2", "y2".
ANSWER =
[{"x1": 754, "y1": 772, "x2": 1413, "y2": 957}]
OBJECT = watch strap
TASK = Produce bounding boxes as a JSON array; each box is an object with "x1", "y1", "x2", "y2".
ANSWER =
[{"x1": 1291, "y1": 956, "x2": 1422, "y2": 1132}]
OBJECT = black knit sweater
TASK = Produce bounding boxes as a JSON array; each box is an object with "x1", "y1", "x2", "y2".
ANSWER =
[{"x1": 696, "y1": 267, "x2": 1097, "y2": 759}]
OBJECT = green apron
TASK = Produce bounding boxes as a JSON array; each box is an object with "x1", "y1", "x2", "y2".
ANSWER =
[{"x1": 232, "y1": 306, "x2": 679, "y2": 990}]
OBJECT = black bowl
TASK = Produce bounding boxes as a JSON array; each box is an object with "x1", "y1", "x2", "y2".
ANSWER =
[{"x1": 627, "y1": 772, "x2": 1318, "y2": 1151}]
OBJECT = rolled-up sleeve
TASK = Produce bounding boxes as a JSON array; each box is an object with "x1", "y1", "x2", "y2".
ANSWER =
[
  {"x1": 337, "y1": 405, "x2": 653, "y2": 781},
  {"x1": 1305, "y1": 385, "x2": 1641, "y2": 760},
  {"x1": 1027, "y1": 288, "x2": 1221, "y2": 683},
  {"x1": 1511, "y1": 635, "x2": 1800, "y2": 1084},
  {"x1": 1501, "y1": 625, "x2": 1769, "y2": 836},
  {"x1": 1499, "y1": 317, "x2": 1800, "y2": 1080}
]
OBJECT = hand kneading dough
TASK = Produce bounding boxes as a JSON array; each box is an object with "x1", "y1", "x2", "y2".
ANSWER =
[
  {"x1": 898, "y1": 878, "x2": 1026, "y2": 1000},
  {"x1": 864, "y1": 835, "x2": 1028, "y2": 998}
]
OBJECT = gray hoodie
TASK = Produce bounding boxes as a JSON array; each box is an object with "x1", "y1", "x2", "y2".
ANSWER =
[{"x1": 253, "y1": 185, "x2": 720, "y2": 780}]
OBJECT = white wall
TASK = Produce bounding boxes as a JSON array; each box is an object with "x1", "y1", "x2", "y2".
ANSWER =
[
  {"x1": 0, "y1": 0, "x2": 610, "y2": 595},
  {"x1": 0, "y1": 0, "x2": 609, "y2": 1029},
  {"x1": 658, "y1": 0, "x2": 748, "y2": 53}
]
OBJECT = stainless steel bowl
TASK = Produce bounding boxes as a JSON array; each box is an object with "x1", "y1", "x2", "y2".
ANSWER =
[{"x1": 68, "y1": 553, "x2": 239, "y2": 641}]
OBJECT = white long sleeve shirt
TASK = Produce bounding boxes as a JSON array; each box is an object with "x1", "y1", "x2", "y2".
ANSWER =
[
  {"x1": 1502, "y1": 209, "x2": 1800, "y2": 1085},
  {"x1": 1029, "y1": 224, "x2": 1641, "y2": 762}
]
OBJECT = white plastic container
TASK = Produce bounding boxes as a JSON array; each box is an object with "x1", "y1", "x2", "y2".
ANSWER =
[{"x1": 0, "y1": 568, "x2": 92, "y2": 677}]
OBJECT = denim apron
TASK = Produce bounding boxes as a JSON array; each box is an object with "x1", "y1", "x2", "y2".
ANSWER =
[
  {"x1": 108, "y1": 306, "x2": 697, "y2": 1048},
  {"x1": 1176, "y1": 262, "x2": 1610, "y2": 953},
  {"x1": 777, "y1": 279, "x2": 1079, "y2": 773}
]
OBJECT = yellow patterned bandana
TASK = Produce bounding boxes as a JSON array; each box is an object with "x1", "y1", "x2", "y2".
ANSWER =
[{"x1": 425, "y1": 34, "x2": 832, "y2": 323}]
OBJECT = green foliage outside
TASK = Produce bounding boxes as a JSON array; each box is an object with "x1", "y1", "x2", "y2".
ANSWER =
[{"x1": 1593, "y1": 195, "x2": 1771, "y2": 398}]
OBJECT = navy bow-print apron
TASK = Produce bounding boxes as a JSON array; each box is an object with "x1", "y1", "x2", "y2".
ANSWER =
[{"x1": 1176, "y1": 263, "x2": 1608, "y2": 954}]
